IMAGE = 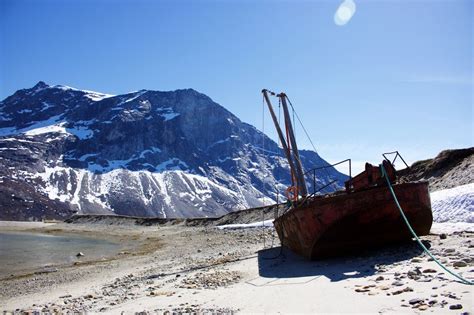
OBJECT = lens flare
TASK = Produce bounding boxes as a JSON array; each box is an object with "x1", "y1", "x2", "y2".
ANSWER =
[{"x1": 334, "y1": 0, "x2": 356, "y2": 26}]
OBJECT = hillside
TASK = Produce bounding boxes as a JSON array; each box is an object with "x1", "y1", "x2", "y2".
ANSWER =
[{"x1": 399, "y1": 147, "x2": 473, "y2": 191}]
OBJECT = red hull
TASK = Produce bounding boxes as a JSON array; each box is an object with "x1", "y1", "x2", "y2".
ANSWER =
[{"x1": 273, "y1": 182, "x2": 432, "y2": 259}]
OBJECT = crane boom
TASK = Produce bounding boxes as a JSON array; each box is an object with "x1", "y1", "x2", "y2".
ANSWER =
[
  {"x1": 262, "y1": 89, "x2": 298, "y2": 188},
  {"x1": 279, "y1": 93, "x2": 308, "y2": 196}
]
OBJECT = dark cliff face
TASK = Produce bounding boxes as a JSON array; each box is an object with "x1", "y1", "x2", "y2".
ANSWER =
[{"x1": 0, "y1": 82, "x2": 347, "y2": 220}]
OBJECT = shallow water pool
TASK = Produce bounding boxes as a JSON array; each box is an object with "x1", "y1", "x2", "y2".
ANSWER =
[{"x1": 0, "y1": 231, "x2": 121, "y2": 278}]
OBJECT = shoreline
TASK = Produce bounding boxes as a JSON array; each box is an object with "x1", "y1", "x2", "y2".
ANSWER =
[{"x1": 0, "y1": 221, "x2": 161, "y2": 281}]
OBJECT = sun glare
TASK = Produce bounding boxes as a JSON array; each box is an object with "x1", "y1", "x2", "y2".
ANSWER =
[{"x1": 335, "y1": 0, "x2": 356, "y2": 26}]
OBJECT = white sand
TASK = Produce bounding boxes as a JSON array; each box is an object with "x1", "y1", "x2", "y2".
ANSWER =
[{"x1": 111, "y1": 244, "x2": 474, "y2": 314}]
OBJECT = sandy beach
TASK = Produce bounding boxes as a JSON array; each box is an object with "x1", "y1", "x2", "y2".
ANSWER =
[{"x1": 0, "y1": 219, "x2": 472, "y2": 314}]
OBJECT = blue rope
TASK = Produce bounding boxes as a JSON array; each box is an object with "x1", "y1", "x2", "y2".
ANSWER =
[{"x1": 380, "y1": 164, "x2": 473, "y2": 285}]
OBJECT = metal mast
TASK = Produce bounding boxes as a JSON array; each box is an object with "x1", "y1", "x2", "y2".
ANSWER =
[
  {"x1": 279, "y1": 93, "x2": 308, "y2": 196},
  {"x1": 262, "y1": 89, "x2": 298, "y2": 187}
]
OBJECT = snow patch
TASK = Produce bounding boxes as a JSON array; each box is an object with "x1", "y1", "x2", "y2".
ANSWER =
[
  {"x1": 0, "y1": 114, "x2": 95, "y2": 139},
  {"x1": 0, "y1": 115, "x2": 95, "y2": 140},
  {"x1": 7, "y1": 115, "x2": 66, "y2": 137},
  {"x1": 17, "y1": 109, "x2": 33, "y2": 114},
  {"x1": 116, "y1": 90, "x2": 147, "y2": 107},
  {"x1": 209, "y1": 137, "x2": 230, "y2": 149},
  {"x1": 75, "y1": 119, "x2": 96, "y2": 126},
  {"x1": 431, "y1": 222, "x2": 474, "y2": 234},
  {"x1": 431, "y1": 183, "x2": 473, "y2": 223},
  {"x1": 24, "y1": 123, "x2": 67, "y2": 136},
  {"x1": 51, "y1": 85, "x2": 114, "y2": 101},
  {"x1": 155, "y1": 158, "x2": 188, "y2": 172},
  {"x1": 156, "y1": 107, "x2": 180, "y2": 121},
  {"x1": 78, "y1": 153, "x2": 99, "y2": 162},
  {"x1": 40, "y1": 102, "x2": 55, "y2": 112},
  {"x1": 217, "y1": 219, "x2": 274, "y2": 230},
  {"x1": 67, "y1": 126, "x2": 94, "y2": 140},
  {"x1": 138, "y1": 146, "x2": 162, "y2": 159},
  {"x1": 161, "y1": 112, "x2": 180, "y2": 121},
  {"x1": 0, "y1": 114, "x2": 11, "y2": 122},
  {"x1": 83, "y1": 91, "x2": 114, "y2": 101}
]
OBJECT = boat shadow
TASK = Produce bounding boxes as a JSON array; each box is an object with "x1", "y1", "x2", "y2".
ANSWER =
[{"x1": 257, "y1": 240, "x2": 428, "y2": 282}]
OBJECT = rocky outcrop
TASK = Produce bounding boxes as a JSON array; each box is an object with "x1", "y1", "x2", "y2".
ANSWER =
[{"x1": 399, "y1": 148, "x2": 474, "y2": 191}]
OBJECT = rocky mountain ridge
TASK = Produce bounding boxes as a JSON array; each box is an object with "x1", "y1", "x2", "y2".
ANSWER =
[{"x1": 0, "y1": 82, "x2": 347, "y2": 220}]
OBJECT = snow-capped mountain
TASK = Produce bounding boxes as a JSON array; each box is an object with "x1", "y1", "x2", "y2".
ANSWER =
[{"x1": 0, "y1": 82, "x2": 347, "y2": 220}]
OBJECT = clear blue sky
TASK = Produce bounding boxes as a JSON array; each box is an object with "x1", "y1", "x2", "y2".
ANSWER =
[{"x1": 1, "y1": 0, "x2": 472, "y2": 173}]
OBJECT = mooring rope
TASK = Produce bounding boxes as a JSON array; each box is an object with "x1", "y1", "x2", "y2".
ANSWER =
[{"x1": 380, "y1": 164, "x2": 473, "y2": 285}]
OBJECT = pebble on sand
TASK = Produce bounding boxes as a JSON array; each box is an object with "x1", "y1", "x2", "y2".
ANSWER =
[
  {"x1": 408, "y1": 298, "x2": 423, "y2": 305},
  {"x1": 449, "y1": 304, "x2": 463, "y2": 310},
  {"x1": 453, "y1": 261, "x2": 467, "y2": 268}
]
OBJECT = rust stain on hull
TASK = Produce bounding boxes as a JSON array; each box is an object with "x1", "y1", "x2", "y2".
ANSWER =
[{"x1": 273, "y1": 181, "x2": 432, "y2": 260}]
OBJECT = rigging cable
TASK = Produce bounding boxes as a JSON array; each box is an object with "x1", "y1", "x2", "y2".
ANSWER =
[
  {"x1": 285, "y1": 96, "x2": 319, "y2": 154},
  {"x1": 261, "y1": 94, "x2": 266, "y2": 248},
  {"x1": 278, "y1": 97, "x2": 281, "y2": 128},
  {"x1": 285, "y1": 95, "x2": 339, "y2": 193},
  {"x1": 292, "y1": 105, "x2": 296, "y2": 139}
]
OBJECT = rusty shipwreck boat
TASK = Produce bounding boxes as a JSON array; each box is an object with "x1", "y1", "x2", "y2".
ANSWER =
[{"x1": 262, "y1": 89, "x2": 433, "y2": 259}]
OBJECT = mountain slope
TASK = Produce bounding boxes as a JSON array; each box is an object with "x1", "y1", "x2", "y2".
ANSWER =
[
  {"x1": 399, "y1": 148, "x2": 474, "y2": 191},
  {"x1": 0, "y1": 82, "x2": 347, "y2": 220}
]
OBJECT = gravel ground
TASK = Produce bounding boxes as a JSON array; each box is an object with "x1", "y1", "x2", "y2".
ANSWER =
[{"x1": 0, "y1": 220, "x2": 472, "y2": 314}]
